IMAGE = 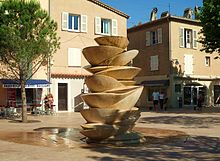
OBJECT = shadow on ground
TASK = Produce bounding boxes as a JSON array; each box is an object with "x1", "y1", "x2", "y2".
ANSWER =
[
  {"x1": 139, "y1": 116, "x2": 220, "y2": 128},
  {"x1": 84, "y1": 135, "x2": 220, "y2": 161}
]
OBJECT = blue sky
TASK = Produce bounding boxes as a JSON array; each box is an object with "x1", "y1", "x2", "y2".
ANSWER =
[{"x1": 101, "y1": 0, "x2": 203, "y2": 28}]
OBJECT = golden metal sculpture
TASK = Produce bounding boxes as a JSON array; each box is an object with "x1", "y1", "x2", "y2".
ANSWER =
[{"x1": 80, "y1": 36, "x2": 145, "y2": 144}]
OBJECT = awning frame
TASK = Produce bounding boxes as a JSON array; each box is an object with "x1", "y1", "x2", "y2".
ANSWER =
[{"x1": 1, "y1": 79, "x2": 50, "y2": 88}]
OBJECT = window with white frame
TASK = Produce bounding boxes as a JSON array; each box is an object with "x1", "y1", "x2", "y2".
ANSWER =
[
  {"x1": 179, "y1": 27, "x2": 197, "y2": 49},
  {"x1": 146, "y1": 28, "x2": 162, "y2": 46},
  {"x1": 62, "y1": 12, "x2": 87, "y2": 32},
  {"x1": 68, "y1": 48, "x2": 82, "y2": 67},
  {"x1": 150, "y1": 55, "x2": 159, "y2": 71},
  {"x1": 184, "y1": 54, "x2": 193, "y2": 75},
  {"x1": 101, "y1": 19, "x2": 111, "y2": 35},
  {"x1": 205, "y1": 56, "x2": 210, "y2": 67},
  {"x1": 95, "y1": 17, "x2": 118, "y2": 36}
]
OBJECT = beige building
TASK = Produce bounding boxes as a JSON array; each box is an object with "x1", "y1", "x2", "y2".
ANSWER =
[
  {"x1": 128, "y1": 15, "x2": 220, "y2": 109},
  {"x1": 39, "y1": 0, "x2": 129, "y2": 112},
  {"x1": 0, "y1": 0, "x2": 49, "y2": 108}
]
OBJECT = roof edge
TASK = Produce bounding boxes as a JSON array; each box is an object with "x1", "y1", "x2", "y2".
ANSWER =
[
  {"x1": 128, "y1": 15, "x2": 201, "y2": 32},
  {"x1": 88, "y1": 0, "x2": 129, "y2": 19}
]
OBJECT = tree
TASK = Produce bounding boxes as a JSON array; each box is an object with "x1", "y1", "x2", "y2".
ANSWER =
[
  {"x1": 199, "y1": 0, "x2": 220, "y2": 54},
  {"x1": 0, "y1": 0, "x2": 60, "y2": 122}
]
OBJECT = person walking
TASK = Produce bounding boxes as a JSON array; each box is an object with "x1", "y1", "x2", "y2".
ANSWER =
[
  {"x1": 159, "y1": 91, "x2": 165, "y2": 110},
  {"x1": 152, "y1": 90, "x2": 159, "y2": 111}
]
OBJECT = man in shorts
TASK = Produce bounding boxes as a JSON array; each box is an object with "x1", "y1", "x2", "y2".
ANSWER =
[{"x1": 152, "y1": 91, "x2": 159, "y2": 111}]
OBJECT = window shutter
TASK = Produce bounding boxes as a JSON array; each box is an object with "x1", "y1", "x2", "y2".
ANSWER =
[
  {"x1": 157, "y1": 28, "x2": 162, "y2": 44},
  {"x1": 179, "y1": 27, "x2": 184, "y2": 48},
  {"x1": 111, "y1": 19, "x2": 118, "y2": 36},
  {"x1": 150, "y1": 56, "x2": 153, "y2": 70},
  {"x1": 193, "y1": 30, "x2": 198, "y2": 49},
  {"x1": 146, "y1": 31, "x2": 150, "y2": 46},
  {"x1": 81, "y1": 15, "x2": 87, "y2": 32},
  {"x1": 68, "y1": 48, "x2": 82, "y2": 67},
  {"x1": 150, "y1": 55, "x2": 159, "y2": 71},
  {"x1": 154, "y1": 55, "x2": 159, "y2": 70},
  {"x1": 95, "y1": 17, "x2": 101, "y2": 34},
  {"x1": 62, "y1": 12, "x2": 69, "y2": 30},
  {"x1": 184, "y1": 54, "x2": 193, "y2": 75}
]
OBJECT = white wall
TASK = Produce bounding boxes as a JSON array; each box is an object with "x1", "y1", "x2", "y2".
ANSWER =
[{"x1": 51, "y1": 78, "x2": 84, "y2": 112}]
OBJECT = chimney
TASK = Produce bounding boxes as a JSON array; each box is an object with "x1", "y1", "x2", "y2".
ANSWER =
[
  {"x1": 183, "y1": 8, "x2": 193, "y2": 19},
  {"x1": 150, "y1": 7, "x2": 158, "y2": 21},
  {"x1": 160, "y1": 11, "x2": 169, "y2": 18}
]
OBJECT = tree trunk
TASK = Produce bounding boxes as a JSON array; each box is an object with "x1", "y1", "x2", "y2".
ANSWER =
[{"x1": 21, "y1": 79, "x2": 28, "y2": 123}]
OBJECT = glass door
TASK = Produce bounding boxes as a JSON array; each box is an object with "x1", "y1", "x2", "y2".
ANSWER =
[
  {"x1": 183, "y1": 86, "x2": 206, "y2": 106},
  {"x1": 183, "y1": 87, "x2": 192, "y2": 105}
]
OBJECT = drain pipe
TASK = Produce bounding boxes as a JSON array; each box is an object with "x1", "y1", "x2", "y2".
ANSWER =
[{"x1": 47, "y1": 0, "x2": 51, "y2": 93}]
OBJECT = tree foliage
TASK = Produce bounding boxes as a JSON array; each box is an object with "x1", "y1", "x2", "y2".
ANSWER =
[
  {"x1": 0, "y1": 0, "x2": 60, "y2": 122},
  {"x1": 199, "y1": 0, "x2": 220, "y2": 54}
]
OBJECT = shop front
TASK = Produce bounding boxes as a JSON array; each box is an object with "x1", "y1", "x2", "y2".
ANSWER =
[
  {"x1": 0, "y1": 79, "x2": 50, "y2": 108},
  {"x1": 140, "y1": 79, "x2": 170, "y2": 109}
]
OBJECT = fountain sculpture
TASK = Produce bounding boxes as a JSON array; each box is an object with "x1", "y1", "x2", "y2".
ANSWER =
[{"x1": 80, "y1": 36, "x2": 145, "y2": 144}]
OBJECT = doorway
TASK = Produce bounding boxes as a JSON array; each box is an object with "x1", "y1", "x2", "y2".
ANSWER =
[
  {"x1": 183, "y1": 86, "x2": 206, "y2": 106},
  {"x1": 58, "y1": 83, "x2": 68, "y2": 111}
]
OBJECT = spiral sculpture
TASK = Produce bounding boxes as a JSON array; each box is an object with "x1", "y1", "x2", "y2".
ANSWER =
[{"x1": 80, "y1": 36, "x2": 145, "y2": 144}]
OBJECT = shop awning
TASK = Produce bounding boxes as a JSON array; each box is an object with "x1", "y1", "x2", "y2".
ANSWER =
[
  {"x1": 141, "y1": 80, "x2": 169, "y2": 87},
  {"x1": 1, "y1": 79, "x2": 50, "y2": 88}
]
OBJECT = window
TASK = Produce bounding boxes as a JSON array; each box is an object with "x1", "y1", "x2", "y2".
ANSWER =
[
  {"x1": 184, "y1": 54, "x2": 193, "y2": 75},
  {"x1": 68, "y1": 48, "x2": 82, "y2": 67},
  {"x1": 185, "y1": 29, "x2": 192, "y2": 48},
  {"x1": 146, "y1": 28, "x2": 162, "y2": 46},
  {"x1": 95, "y1": 17, "x2": 118, "y2": 36},
  {"x1": 62, "y1": 12, "x2": 87, "y2": 32},
  {"x1": 69, "y1": 14, "x2": 79, "y2": 32},
  {"x1": 151, "y1": 31, "x2": 158, "y2": 45},
  {"x1": 150, "y1": 55, "x2": 159, "y2": 71},
  {"x1": 175, "y1": 84, "x2": 181, "y2": 93},
  {"x1": 205, "y1": 56, "x2": 210, "y2": 66},
  {"x1": 214, "y1": 85, "x2": 220, "y2": 104},
  {"x1": 101, "y1": 19, "x2": 111, "y2": 35},
  {"x1": 179, "y1": 27, "x2": 197, "y2": 49}
]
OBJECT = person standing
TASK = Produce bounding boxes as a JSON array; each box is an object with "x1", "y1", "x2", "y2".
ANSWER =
[
  {"x1": 197, "y1": 94, "x2": 203, "y2": 111},
  {"x1": 152, "y1": 91, "x2": 159, "y2": 111},
  {"x1": 159, "y1": 91, "x2": 165, "y2": 110}
]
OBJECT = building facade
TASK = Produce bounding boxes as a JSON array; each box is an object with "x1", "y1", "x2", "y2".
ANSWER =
[
  {"x1": 39, "y1": 0, "x2": 129, "y2": 112},
  {"x1": 0, "y1": 0, "x2": 50, "y2": 108},
  {"x1": 128, "y1": 15, "x2": 220, "y2": 109}
]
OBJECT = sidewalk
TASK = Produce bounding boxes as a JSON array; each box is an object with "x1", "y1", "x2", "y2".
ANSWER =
[{"x1": 0, "y1": 111, "x2": 219, "y2": 161}]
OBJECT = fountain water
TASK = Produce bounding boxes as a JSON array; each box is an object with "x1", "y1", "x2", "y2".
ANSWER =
[{"x1": 80, "y1": 36, "x2": 145, "y2": 144}]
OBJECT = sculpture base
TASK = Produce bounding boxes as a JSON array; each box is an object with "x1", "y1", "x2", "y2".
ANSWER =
[{"x1": 86, "y1": 131, "x2": 146, "y2": 146}]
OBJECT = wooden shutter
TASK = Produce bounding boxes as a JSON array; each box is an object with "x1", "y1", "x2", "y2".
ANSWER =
[
  {"x1": 146, "y1": 31, "x2": 150, "y2": 46},
  {"x1": 68, "y1": 48, "x2": 82, "y2": 67},
  {"x1": 193, "y1": 30, "x2": 198, "y2": 49},
  {"x1": 95, "y1": 17, "x2": 101, "y2": 34},
  {"x1": 179, "y1": 27, "x2": 184, "y2": 47},
  {"x1": 62, "y1": 12, "x2": 68, "y2": 30},
  {"x1": 81, "y1": 15, "x2": 87, "y2": 32},
  {"x1": 150, "y1": 55, "x2": 159, "y2": 71},
  {"x1": 157, "y1": 28, "x2": 162, "y2": 44},
  {"x1": 111, "y1": 19, "x2": 118, "y2": 36},
  {"x1": 184, "y1": 54, "x2": 193, "y2": 75}
]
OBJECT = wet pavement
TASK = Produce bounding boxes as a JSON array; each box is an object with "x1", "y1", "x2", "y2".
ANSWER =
[{"x1": 0, "y1": 111, "x2": 219, "y2": 160}]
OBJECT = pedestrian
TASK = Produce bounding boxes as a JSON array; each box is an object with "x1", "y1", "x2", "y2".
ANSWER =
[
  {"x1": 159, "y1": 91, "x2": 165, "y2": 110},
  {"x1": 197, "y1": 94, "x2": 203, "y2": 111},
  {"x1": 152, "y1": 90, "x2": 159, "y2": 111},
  {"x1": 44, "y1": 93, "x2": 54, "y2": 110}
]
